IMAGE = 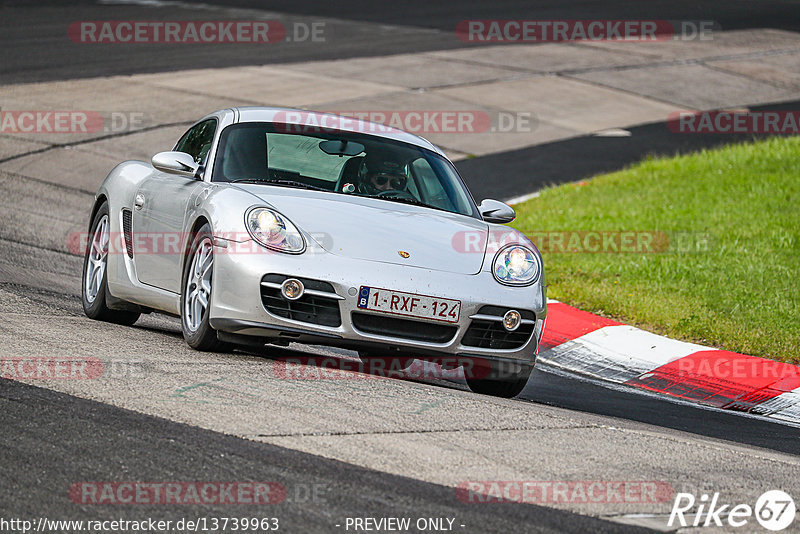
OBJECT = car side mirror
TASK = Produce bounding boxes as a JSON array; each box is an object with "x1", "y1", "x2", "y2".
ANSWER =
[
  {"x1": 479, "y1": 199, "x2": 516, "y2": 223},
  {"x1": 151, "y1": 151, "x2": 199, "y2": 178}
]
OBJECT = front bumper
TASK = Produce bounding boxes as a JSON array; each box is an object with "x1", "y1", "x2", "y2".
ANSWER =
[{"x1": 208, "y1": 240, "x2": 546, "y2": 365}]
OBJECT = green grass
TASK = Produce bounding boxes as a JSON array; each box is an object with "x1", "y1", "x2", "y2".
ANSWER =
[{"x1": 513, "y1": 136, "x2": 800, "y2": 363}]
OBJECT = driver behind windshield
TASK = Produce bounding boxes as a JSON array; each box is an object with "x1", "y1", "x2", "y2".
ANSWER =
[{"x1": 357, "y1": 152, "x2": 409, "y2": 195}]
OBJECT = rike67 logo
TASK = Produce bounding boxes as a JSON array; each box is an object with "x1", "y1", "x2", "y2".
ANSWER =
[{"x1": 669, "y1": 490, "x2": 796, "y2": 531}]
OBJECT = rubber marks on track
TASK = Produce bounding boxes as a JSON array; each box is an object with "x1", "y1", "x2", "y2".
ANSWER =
[{"x1": 538, "y1": 301, "x2": 800, "y2": 423}]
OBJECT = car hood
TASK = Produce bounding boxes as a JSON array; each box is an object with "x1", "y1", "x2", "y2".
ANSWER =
[{"x1": 237, "y1": 186, "x2": 488, "y2": 275}]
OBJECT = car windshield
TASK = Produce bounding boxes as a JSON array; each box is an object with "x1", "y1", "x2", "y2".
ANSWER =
[{"x1": 211, "y1": 122, "x2": 479, "y2": 218}]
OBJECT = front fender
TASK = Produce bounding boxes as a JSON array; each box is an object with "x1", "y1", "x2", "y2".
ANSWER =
[
  {"x1": 191, "y1": 185, "x2": 327, "y2": 257},
  {"x1": 95, "y1": 160, "x2": 152, "y2": 218}
]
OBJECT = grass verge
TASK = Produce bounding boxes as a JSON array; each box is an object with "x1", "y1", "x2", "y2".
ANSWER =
[{"x1": 513, "y1": 136, "x2": 799, "y2": 363}]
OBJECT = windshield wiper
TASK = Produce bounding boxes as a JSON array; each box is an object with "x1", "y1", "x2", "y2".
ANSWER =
[{"x1": 229, "y1": 179, "x2": 329, "y2": 192}]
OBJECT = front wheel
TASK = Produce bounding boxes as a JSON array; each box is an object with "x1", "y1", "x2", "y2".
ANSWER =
[
  {"x1": 180, "y1": 224, "x2": 228, "y2": 351},
  {"x1": 81, "y1": 202, "x2": 140, "y2": 325},
  {"x1": 465, "y1": 360, "x2": 533, "y2": 398}
]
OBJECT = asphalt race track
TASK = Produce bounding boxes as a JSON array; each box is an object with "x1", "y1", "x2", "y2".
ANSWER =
[
  {"x1": 0, "y1": 379, "x2": 650, "y2": 533},
  {"x1": 2, "y1": 0, "x2": 800, "y2": 84},
  {"x1": 1, "y1": 1, "x2": 800, "y2": 533}
]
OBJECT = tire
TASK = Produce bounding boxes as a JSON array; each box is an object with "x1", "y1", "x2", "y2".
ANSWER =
[
  {"x1": 180, "y1": 224, "x2": 229, "y2": 351},
  {"x1": 465, "y1": 360, "x2": 533, "y2": 398},
  {"x1": 81, "y1": 202, "x2": 140, "y2": 325}
]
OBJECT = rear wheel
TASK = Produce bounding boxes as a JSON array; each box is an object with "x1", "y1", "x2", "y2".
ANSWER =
[
  {"x1": 181, "y1": 224, "x2": 229, "y2": 351},
  {"x1": 81, "y1": 202, "x2": 140, "y2": 325},
  {"x1": 465, "y1": 360, "x2": 533, "y2": 398}
]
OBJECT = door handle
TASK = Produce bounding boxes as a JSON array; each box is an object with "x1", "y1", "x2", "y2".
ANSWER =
[{"x1": 134, "y1": 193, "x2": 145, "y2": 210}]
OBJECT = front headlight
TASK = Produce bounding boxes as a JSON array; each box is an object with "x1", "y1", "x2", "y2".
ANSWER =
[
  {"x1": 246, "y1": 207, "x2": 305, "y2": 254},
  {"x1": 492, "y1": 244, "x2": 540, "y2": 285}
]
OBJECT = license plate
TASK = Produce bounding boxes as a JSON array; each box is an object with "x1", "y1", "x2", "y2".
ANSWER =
[{"x1": 357, "y1": 286, "x2": 461, "y2": 323}]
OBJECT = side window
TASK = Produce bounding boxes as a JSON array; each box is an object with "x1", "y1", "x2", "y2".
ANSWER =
[
  {"x1": 410, "y1": 157, "x2": 454, "y2": 211},
  {"x1": 174, "y1": 119, "x2": 217, "y2": 164}
]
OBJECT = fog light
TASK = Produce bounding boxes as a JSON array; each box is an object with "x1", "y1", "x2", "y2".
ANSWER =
[
  {"x1": 503, "y1": 310, "x2": 521, "y2": 331},
  {"x1": 281, "y1": 278, "x2": 304, "y2": 300}
]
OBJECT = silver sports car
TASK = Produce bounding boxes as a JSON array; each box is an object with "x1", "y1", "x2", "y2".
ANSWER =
[{"x1": 81, "y1": 107, "x2": 546, "y2": 397}]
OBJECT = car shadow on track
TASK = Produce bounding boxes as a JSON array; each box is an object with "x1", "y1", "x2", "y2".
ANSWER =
[{"x1": 243, "y1": 344, "x2": 800, "y2": 455}]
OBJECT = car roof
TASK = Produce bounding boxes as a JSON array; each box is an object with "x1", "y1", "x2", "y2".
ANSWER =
[{"x1": 219, "y1": 107, "x2": 445, "y2": 156}]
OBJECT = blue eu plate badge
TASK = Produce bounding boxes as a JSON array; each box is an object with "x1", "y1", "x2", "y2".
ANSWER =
[{"x1": 357, "y1": 286, "x2": 371, "y2": 309}]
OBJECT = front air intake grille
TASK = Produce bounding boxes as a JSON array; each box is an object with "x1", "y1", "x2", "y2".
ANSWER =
[
  {"x1": 121, "y1": 209, "x2": 134, "y2": 258},
  {"x1": 351, "y1": 312, "x2": 457, "y2": 343},
  {"x1": 461, "y1": 306, "x2": 536, "y2": 350},
  {"x1": 260, "y1": 274, "x2": 341, "y2": 327}
]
